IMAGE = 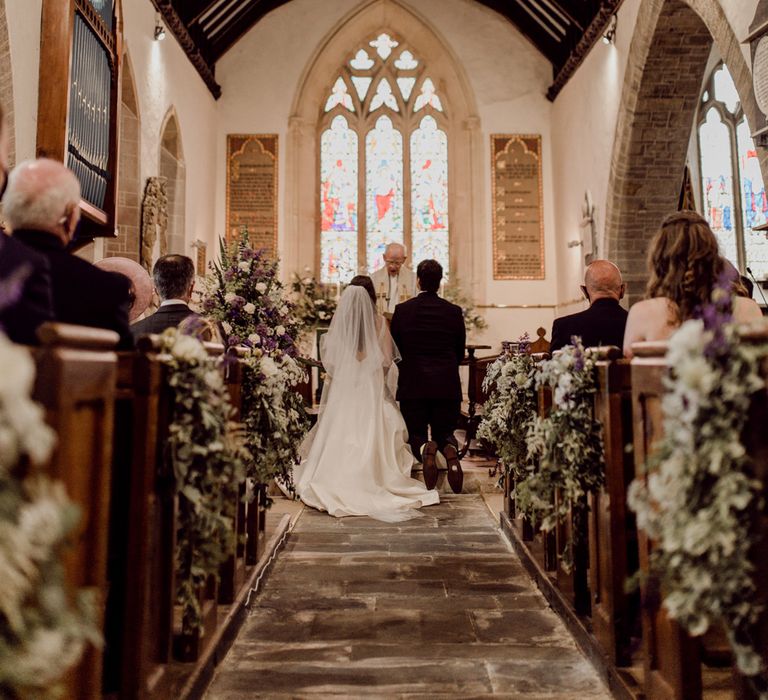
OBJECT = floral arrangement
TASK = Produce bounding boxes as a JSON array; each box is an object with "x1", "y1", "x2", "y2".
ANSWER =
[
  {"x1": 157, "y1": 327, "x2": 250, "y2": 634},
  {"x1": 442, "y1": 278, "x2": 487, "y2": 334},
  {"x1": 517, "y1": 339, "x2": 604, "y2": 538},
  {"x1": 203, "y1": 233, "x2": 310, "y2": 489},
  {"x1": 628, "y1": 277, "x2": 768, "y2": 683},
  {"x1": 477, "y1": 335, "x2": 537, "y2": 484},
  {"x1": 290, "y1": 269, "x2": 338, "y2": 330},
  {"x1": 0, "y1": 333, "x2": 100, "y2": 698}
]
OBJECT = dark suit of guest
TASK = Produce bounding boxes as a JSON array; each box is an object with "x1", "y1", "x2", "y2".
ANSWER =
[
  {"x1": 130, "y1": 302, "x2": 197, "y2": 341},
  {"x1": 550, "y1": 297, "x2": 628, "y2": 353},
  {"x1": 390, "y1": 291, "x2": 466, "y2": 458},
  {"x1": 0, "y1": 233, "x2": 54, "y2": 345},
  {"x1": 13, "y1": 229, "x2": 133, "y2": 348}
]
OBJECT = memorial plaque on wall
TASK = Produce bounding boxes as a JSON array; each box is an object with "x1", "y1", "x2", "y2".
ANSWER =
[
  {"x1": 226, "y1": 135, "x2": 278, "y2": 257},
  {"x1": 492, "y1": 135, "x2": 544, "y2": 280}
]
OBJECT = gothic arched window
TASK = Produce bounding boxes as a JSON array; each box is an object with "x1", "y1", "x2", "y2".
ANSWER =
[
  {"x1": 698, "y1": 63, "x2": 768, "y2": 282},
  {"x1": 319, "y1": 32, "x2": 449, "y2": 283}
]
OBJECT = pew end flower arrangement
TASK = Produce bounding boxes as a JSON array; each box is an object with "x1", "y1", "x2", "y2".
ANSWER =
[
  {"x1": 290, "y1": 269, "x2": 338, "y2": 331},
  {"x1": 203, "y1": 233, "x2": 310, "y2": 491},
  {"x1": 628, "y1": 275, "x2": 768, "y2": 688},
  {"x1": 0, "y1": 333, "x2": 100, "y2": 698},
  {"x1": 156, "y1": 327, "x2": 250, "y2": 634}
]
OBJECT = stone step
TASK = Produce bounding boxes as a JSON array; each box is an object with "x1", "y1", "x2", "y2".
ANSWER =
[{"x1": 411, "y1": 458, "x2": 501, "y2": 494}]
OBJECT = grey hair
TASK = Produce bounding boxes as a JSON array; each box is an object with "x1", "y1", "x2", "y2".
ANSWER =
[{"x1": 3, "y1": 159, "x2": 81, "y2": 231}]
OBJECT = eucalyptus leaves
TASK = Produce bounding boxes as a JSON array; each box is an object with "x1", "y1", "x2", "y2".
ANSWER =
[
  {"x1": 158, "y1": 328, "x2": 250, "y2": 634},
  {"x1": 0, "y1": 333, "x2": 99, "y2": 698},
  {"x1": 628, "y1": 283, "x2": 768, "y2": 683}
]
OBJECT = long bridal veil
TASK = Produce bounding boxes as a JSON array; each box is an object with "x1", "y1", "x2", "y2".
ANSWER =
[{"x1": 294, "y1": 285, "x2": 438, "y2": 521}]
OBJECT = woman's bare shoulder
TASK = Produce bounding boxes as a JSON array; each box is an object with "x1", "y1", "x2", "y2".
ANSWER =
[{"x1": 734, "y1": 295, "x2": 764, "y2": 323}]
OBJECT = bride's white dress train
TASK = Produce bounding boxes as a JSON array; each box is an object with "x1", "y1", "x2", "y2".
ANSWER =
[{"x1": 293, "y1": 286, "x2": 439, "y2": 522}]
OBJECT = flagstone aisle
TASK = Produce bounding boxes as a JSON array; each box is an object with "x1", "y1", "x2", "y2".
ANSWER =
[{"x1": 205, "y1": 495, "x2": 610, "y2": 698}]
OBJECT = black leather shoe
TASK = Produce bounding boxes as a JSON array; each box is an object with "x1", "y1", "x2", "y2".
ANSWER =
[
  {"x1": 443, "y1": 444, "x2": 463, "y2": 494},
  {"x1": 421, "y1": 441, "x2": 439, "y2": 490}
]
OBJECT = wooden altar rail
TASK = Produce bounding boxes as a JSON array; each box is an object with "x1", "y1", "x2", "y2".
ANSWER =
[
  {"x1": 500, "y1": 337, "x2": 768, "y2": 699},
  {"x1": 28, "y1": 324, "x2": 270, "y2": 699}
]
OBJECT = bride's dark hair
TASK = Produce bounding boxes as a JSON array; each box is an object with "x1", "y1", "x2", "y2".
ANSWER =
[{"x1": 349, "y1": 275, "x2": 377, "y2": 307}]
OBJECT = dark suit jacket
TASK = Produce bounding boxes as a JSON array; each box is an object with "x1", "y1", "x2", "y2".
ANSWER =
[
  {"x1": 130, "y1": 302, "x2": 197, "y2": 341},
  {"x1": 390, "y1": 291, "x2": 466, "y2": 401},
  {"x1": 550, "y1": 297, "x2": 628, "y2": 353},
  {"x1": 13, "y1": 229, "x2": 133, "y2": 349},
  {"x1": 0, "y1": 233, "x2": 54, "y2": 345}
]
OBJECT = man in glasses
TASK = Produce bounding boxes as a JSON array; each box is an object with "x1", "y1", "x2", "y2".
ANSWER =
[{"x1": 370, "y1": 242, "x2": 417, "y2": 315}]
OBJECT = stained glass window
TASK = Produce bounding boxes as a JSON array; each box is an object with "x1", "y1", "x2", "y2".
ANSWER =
[
  {"x1": 698, "y1": 62, "x2": 768, "y2": 298},
  {"x1": 320, "y1": 116, "x2": 358, "y2": 282},
  {"x1": 319, "y1": 33, "x2": 449, "y2": 282}
]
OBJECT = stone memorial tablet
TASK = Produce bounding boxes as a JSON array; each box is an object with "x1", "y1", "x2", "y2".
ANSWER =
[
  {"x1": 226, "y1": 135, "x2": 278, "y2": 257},
  {"x1": 491, "y1": 134, "x2": 544, "y2": 280}
]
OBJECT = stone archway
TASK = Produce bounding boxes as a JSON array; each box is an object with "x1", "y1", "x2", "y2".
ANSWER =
[
  {"x1": 159, "y1": 109, "x2": 186, "y2": 255},
  {"x1": 0, "y1": 0, "x2": 15, "y2": 166},
  {"x1": 106, "y1": 52, "x2": 140, "y2": 260},
  {"x1": 286, "y1": 0, "x2": 483, "y2": 292},
  {"x1": 604, "y1": 0, "x2": 767, "y2": 302}
]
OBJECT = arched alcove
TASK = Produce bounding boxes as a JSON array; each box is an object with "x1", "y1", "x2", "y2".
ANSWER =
[
  {"x1": 159, "y1": 108, "x2": 186, "y2": 256},
  {"x1": 286, "y1": 0, "x2": 483, "y2": 290},
  {"x1": 604, "y1": 0, "x2": 768, "y2": 302},
  {"x1": 0, "y1": 0, "x2": 15, "y2": 167},
  {"x1": 106, "y1": 52, "x2": 140, "y2": 260}
]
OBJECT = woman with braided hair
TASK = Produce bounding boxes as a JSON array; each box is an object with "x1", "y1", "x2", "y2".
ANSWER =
[{"x1": 623, "y1": 210, "x2": 762, "y2": 357}]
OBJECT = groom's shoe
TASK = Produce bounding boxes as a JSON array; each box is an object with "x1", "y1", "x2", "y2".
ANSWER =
[
  {"x1": 443, "y1": 445, "x2": 463, "y2": 494},
  {"x1": 421, "y1": 441, "x2": 439, "y2": 490}
]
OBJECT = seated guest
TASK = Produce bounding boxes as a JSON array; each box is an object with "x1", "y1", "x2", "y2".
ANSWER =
[
  {"x1": 4, "y1": 160, "x2": 133, "y2": 346},
  {"x1": 130, "y1": 254, "x2": 198, "y2": 340},
  {"x1": 0, "y1": 105, "x2": 54, "y2": 345},
  {"x1": 623, "y1": 211, "x2": 762, "y2": 357},
  {"x1": 550, "y1": 260, "x2": 628, "y2": 353}
]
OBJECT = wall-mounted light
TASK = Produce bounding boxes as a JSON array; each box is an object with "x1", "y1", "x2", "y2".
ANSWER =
[
  {"x1": 154, "y1": 14, "x2": 166, "y2": 41},
  {"x1": 602, "y1": 14, "x2": 617, "y2": 45}
]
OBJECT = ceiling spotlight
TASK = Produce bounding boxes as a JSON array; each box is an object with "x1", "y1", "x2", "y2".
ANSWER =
[
  {"x1": 602, "y1": 14, "x2": 617, "y2": 45},
  {"x1": 154, "y1": 14, "x2": 166, "y2": 41}
]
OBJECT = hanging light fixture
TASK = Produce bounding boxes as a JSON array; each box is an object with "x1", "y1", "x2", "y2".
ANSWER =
[
  {"x1": 602, "y1": 14, "x2": 617, "y2": 45},
  {"x1": 154, "y1": 13, "x2": 166, "y2": 41}
]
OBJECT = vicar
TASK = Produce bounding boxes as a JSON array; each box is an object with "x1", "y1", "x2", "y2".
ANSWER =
[{"x1": 370, "y1": 242, "x2": 416, "y2": 315}]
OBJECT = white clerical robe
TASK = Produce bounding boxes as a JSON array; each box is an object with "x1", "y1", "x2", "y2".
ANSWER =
[{"x1": 370, "y1": 266, "x2": 417, "y2": 314}]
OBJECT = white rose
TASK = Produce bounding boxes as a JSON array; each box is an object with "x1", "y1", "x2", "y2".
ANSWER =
[
  {"x1": 255, "y1": 282, "x2": 268, "y2": 294},
  {"x1": 224, "y1": 292, "x2": 237, "y2": 303},
  {"x1": 173, "y1": 334, "x2": 208, "y2": 363},
  {"x1": 275, "y1": 325, "x2": 286, "y2": 336},
  {"x1": 302, "y1": 277, "x2": 312, "y2": 285},
  {"x1": 238, "y1": 261, "x2": 251, "y2": 272},
  {"x1": 222, "y1": 321, "x2": 233, "y2": 335},
  {"x1": 248, "y1": 333, "x2": 261, "y2": 345},
  {"x1": 244, "y1": 302, "x2": 256, "y2": 315}
]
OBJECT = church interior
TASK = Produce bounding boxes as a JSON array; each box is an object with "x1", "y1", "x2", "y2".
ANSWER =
[{"x1": 4, "y1": 0, "x2": 768, "y2": 698}]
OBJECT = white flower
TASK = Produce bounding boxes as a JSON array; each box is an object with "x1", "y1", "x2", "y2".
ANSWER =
[
  {"x1": 222, "y1": 321, "x2": 233, "y2": 335},
  {"x1": 238, "y1": 261, "x2": 250, "y2": 272},
  {"x1": 224, "y1": 292, "x2": 237, "y2": 303},
  {"x1": 172, "y1": 334, "x2": 208, "y2": 364},
  {"x1": 260, "y1": 356, "x2": 279, "y2": 378},
  {"x1": 243, "y1": 302, "x2": 256, "y2": 315},
  {"x1": 302, "y1": 277, "x2": 312, "y2": 285},
  {"x1": 255, "y1": 282, "x2": 268, "y2": 294},
  {"x1": 275, "y1": 325, "x2": 286, "y2": 336},
  {"x1": 248, "y1": 333, "x2": 261, "y2": 345}
]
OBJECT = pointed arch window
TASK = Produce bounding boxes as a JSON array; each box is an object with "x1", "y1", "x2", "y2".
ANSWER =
[
  {"x1": 319, "y1": 32, "x2": 449, "y2": 282},
  {"x1": 697, "y1": 63, "x2": 768, "y2": 284}
]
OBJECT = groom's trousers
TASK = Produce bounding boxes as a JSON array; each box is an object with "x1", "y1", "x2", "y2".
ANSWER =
[{"x1": 399, "y1": 399, "x2": 461, "y2": 460}]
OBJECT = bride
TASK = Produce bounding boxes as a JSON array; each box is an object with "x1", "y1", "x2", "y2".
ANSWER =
[{"x1": 293, "y1": 276, "x2": 439, "y2": 521}]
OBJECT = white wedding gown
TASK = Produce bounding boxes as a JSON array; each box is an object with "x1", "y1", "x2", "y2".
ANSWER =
[{"x1": 294, "y1": 286, "x2": 439, "y2": 521}]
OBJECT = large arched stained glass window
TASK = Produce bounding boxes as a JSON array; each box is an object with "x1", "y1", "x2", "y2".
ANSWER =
[
  {"x1": 698, "y1": 63, "x2": 768, "y2": 287},
  {"x1": 319, "y1": 33, "x2": 449, "y2": 282}
]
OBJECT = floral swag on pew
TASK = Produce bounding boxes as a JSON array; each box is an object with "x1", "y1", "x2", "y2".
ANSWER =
[
  {"x1": 628, "y1": 279, "x2": 768, "y2": 684},
  {"x1": 203, "y1": 234, "x2": 310, "y2": 488},
  {"x1": 518, "y1": 339, "x2": 605, "y2": 550},
  {"x1": 157, "y1": 328, "x2": 250, "y2": 635},
  {"x1": 477, "y1": 335, "x2": 537, "y2": 485},
  {"x1": 0, "y1": 334, "x2": 99, "y2": 698}
]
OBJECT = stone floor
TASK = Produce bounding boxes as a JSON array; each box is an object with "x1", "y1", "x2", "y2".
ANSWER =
[{"x1": 205, "y1": 495, "x2": 611, "y2": 698}]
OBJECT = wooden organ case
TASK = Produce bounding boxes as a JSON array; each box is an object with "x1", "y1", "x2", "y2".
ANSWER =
[{"x1": 36, "y1": 0, "x2": 123, "y2": 243}]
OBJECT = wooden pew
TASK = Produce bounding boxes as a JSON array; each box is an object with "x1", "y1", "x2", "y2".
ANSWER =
[
  {"x1": 32, "y1": 323, "x2": 120, "y2": 700},
  {"x1": 589, "y1": 347, "x2": 639, "y2": 667},
  {"x1": 631, "y1": 341, "x2": 702, "y2": 700}
]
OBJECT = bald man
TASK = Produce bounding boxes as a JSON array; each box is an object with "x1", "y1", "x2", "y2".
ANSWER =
[
  {"x1": 370, "y1": 242, "x2": 417, "y2": 314},
  {"x1": 550, "y1": 260, "x2": 628, "y2": 353},
  {"x1": 5, "y1": 159, "x2": 133, "y2": 347}
]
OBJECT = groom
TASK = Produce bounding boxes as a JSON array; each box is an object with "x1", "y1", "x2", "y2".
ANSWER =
[{"x1": 390, "y1": 259, "x2": 466, "y2": 493}]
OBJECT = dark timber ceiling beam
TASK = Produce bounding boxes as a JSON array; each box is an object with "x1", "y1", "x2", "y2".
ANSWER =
[
  {"x1": 207, "y1": 0, "x2": 287, "y2": 62},
  {"x1": 175, "y1": 0, "x2": 219, "y2": 26}
]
